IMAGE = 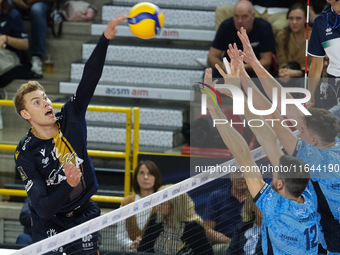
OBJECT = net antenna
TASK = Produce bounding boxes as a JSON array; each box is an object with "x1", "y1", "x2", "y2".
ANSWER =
[{"x1": 304, "y1": 0, "x2": 310, "y2": 89}]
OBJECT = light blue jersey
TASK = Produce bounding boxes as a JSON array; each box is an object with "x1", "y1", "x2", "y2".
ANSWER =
[
  {"x1": 295, "y1": 137, "x2": 340, "y2": 252},
  {"x1": 255, "y1": 183, "x2": 319, "y2": 255}
]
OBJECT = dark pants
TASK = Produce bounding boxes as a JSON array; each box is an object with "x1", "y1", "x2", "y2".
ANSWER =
[{"x1": 31, "y1": 200, "x2": 101, "y2": 255}]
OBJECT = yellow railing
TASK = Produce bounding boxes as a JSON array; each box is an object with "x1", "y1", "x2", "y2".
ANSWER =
[{"x1": 0, "y1": 99, "x2": 140, "y2": 204}]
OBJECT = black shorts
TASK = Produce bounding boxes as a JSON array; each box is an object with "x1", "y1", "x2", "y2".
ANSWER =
[{"x1": 31, "y1": 200, "x2": 101, "y2": 254}]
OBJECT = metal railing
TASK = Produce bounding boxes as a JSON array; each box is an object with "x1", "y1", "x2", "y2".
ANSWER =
[{"x1": 0, "y1": 99, "x2": 140, "y2": 204}]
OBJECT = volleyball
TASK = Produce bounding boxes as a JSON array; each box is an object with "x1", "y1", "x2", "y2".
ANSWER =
[{"x1": 128, "y1": 2, "x2": 164, "y2": 39}]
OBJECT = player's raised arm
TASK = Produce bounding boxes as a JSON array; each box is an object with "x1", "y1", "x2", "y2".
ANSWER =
[
  {"x1": 237, "y1": 27, "x2": 308, "y2": 122},
  {"x1": 202, "y1": 69, "x2": 264, "y2": 197},
  {"x1": 216, "y1": 44, "x2": 298, "y2": 155},
  {"x1": 75, "y1": 15, "x2": 128, "y2": 114}
]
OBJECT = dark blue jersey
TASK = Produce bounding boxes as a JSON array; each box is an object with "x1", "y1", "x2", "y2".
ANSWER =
[{"x1": 14, "y1": 34, "x2": 109, "y2": 221}]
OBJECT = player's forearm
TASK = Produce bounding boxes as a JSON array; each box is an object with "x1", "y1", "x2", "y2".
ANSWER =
[
  {"x1": 208, "y1": 106, "x2": 252, "y2": 161},
  {"x1": 28, "y1": 181, "x2": 73, "y2": 220},
  {"x1": 244, "y1": 105, "x2": 282, "y2": 167},
  {"x1": 308, "y1": 58, "x2": 323, "y2": 104}
]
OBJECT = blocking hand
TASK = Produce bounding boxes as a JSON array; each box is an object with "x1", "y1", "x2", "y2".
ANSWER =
[
  {"x1": 104, "y1": 15, "x2": 128, "y2": 40},
  {"x1": 201, "y1": 68, "x2": 217, "y2": 100},
  {"x1": 64, "y1": 163, "x2": 82, "y2": 187},
  {"x1": 237, "y1": 27, "x2": 258, "y2": 65}
]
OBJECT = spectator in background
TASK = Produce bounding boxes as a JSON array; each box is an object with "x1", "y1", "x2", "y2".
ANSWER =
[
  {"x1": 0, "y1": 0, "x2": 35, "y2": 87},
  {"x1": 276, "y1": 3, "x2": 311, "y2": 79},
  {"x1": 208, "y1": 0, "x2": 274, "y2": 80},
  {"x1": 203, "y1": 173, "x2": 249, "y2": 255},
  {"x1": 116, "y1": 160, "x2": 162, "y2": 252},
  {"x1": 215, "y1": 0, "x2": 297, "y2": 35},
  {"x1": 278, "y1": 61, "x2": 305, "y2": 98},
  {"x1": 10, "y1": 0, "x2": 54, "y2": 77},
  {"x1": 308, "y1": 0, "x2": 340, "y2": 109},
  {"x1": 226, "y1": 195, "x2": 263, "y2": 255},
  {"x1": 16, "y1": 197, "x2": 33, "y2": 245},
  {"x1": 138, "y1": 185, "x2": 213, "y2": 255},
  {"x1": 309, "y1": 0, "x2": 328, "y2": 24}
]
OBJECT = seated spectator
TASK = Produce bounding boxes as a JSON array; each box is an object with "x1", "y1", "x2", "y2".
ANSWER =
[
  {"x1": 215, "y1": 0, "x2": 297, "y2": 35},
  {"x1": 0, "y1": 0, "x2": 35, "y2": 88},
  {"x1": 116, "y1": 160, "x2": 162, "y2": 252},
  {"x1": 226, "y1": 194, "x2": 263, "y2": 255},
  {"x1": 276, "y1": 3, "x2": 311, "y2": 78},
  {"x1": 309, "y1": 0, "x2": 327, "y2": 24},
  {"x1": 137, "y1": 185, "x2": 213, "y2": 255},
  {"x1": 203, "y1": 173, "x2": 249, "y2": 255},
  {"x1": 278, "y1": 61, "x2": 305, "y2": 98},
  {"x1": 10, "y1": 0, "x2": 54, "y2": 77},
  {"x1": 16, "y1": 197, "x2": 33, "y2": 245},
  {"x1": 208, "y1": 0, "x2": 274, "y2": 80}
]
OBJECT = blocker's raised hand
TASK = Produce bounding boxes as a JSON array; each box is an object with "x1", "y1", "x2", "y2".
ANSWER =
[
  {"x1": 237, "y1": 27, "x2": 258, "y2": 65},
  {"x1": 104, "y1": 15, "x2": 128, "y2": 40}
]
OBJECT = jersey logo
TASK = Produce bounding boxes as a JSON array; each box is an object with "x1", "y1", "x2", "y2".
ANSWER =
[
  {"x1": 25, "y1": 180, "x2": 33, "y2": 192},
  {"x1": 46, "y1": 168, "x2": 67, "y2": 186},
  {"x1": 326, "y1": 27, "x2": 333, "y2": 36},
  {"x1": 15, "y1": 150, "x2": 20, "y2": 160},
  {"x1": 22, "y1": 137, "x2": 31, "y2": 151},
  {"x1": 17, "y1": 166, "x2": 28, "y2": 181},
  {"x1": 39, "y1": 149, "x2": 45, "y2": 157}
]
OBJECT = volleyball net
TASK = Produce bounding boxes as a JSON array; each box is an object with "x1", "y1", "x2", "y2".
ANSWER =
[{"x1": 10, "y1": 139, "x2": 272, "y2": 255}]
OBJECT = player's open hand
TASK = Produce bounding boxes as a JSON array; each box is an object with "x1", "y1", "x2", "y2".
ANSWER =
[
  {"x1": 237, "y1": 27, "x2": 258, "y2": 65},
  {"x1": 104, "y1": 15, "x2": 128, "y2": 40},
  {"x1": 227, "y1": 43, "x2": 247, "y2": 79},
  {"x1": 64, "y1": 163, "x2": 82, "y2": 187},
  {"x1": 199, "y1": 68, "x2": 219, "y2": 108}
]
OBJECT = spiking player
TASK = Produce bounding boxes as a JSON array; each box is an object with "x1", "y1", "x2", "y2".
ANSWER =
[{"x1": 13, "y1": 15, "x2": 127, "y2": 254}]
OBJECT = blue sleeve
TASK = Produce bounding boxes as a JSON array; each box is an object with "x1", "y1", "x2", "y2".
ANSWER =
[
  {"x1": 74, "y1": 34, "x2": 109, "y2": 116},
  {"x1": 15, "y1": 149, "x2": 73, "y2": 220},
  {"x1": 308, "y1": 15, "x2": 326, "y2": 57}
]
